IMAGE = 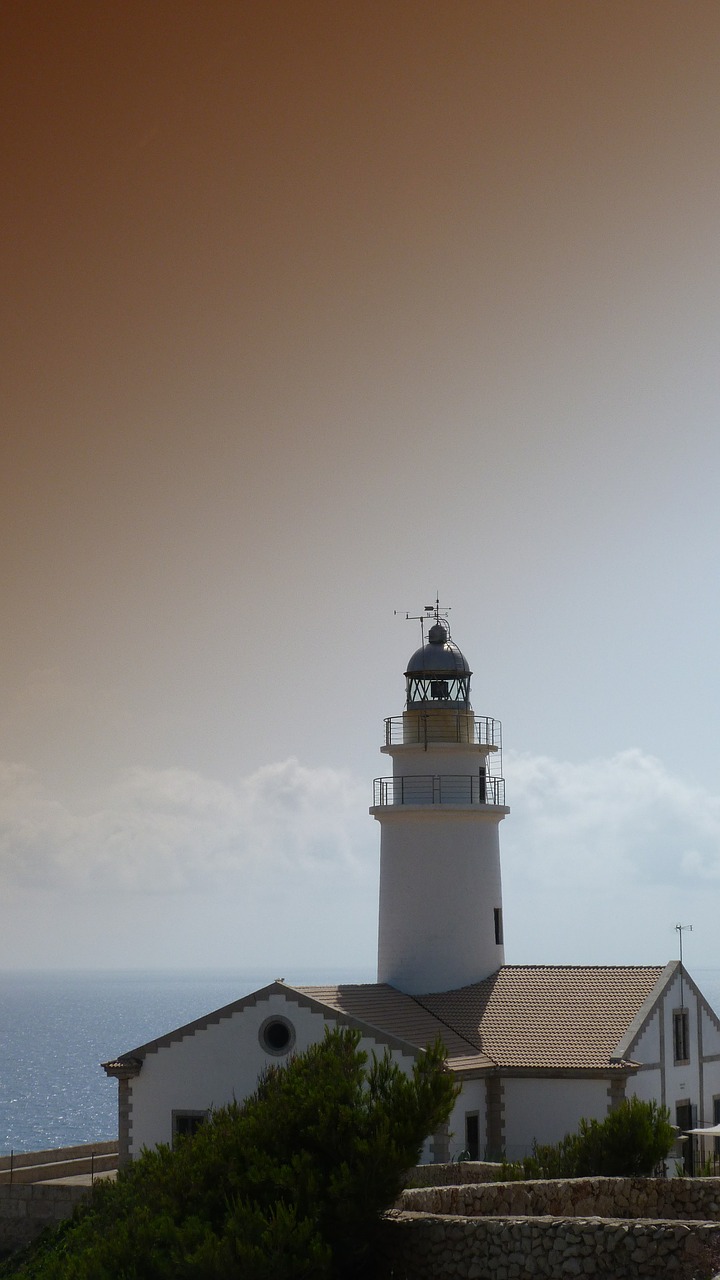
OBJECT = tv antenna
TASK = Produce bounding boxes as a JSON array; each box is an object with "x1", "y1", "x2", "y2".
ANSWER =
[
  {"x1": 394, "y1": 594, "x2": 451, "y2": 646},
  {"x1": 675, "y1": 922, "x2": 692, "y2": 1011}
]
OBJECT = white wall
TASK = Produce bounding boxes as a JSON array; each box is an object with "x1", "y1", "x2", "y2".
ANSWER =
[
  {"x1": 128, "y1": 994, "x2": 418, "y2": 1157},
  {"x1": 660, "y1": 972, "x2": 701, "y2": 1123},
  {"x1": 701, "y1": 1003, "x2": 720, "y2": 1058},
  {"x1": 447, "y1": 1078, "x2": 486, "y2": 1160},
  {"x1": 502, "y1": 1077, "x2": 610, "y2": 1161},
  {"x1": 701, "y1": 1003, "x2": 720, "y2": 1138},
  {"x1": 376, "y1": 808, "x2": 505, "y2": 992},
  {"x1": 626, "y1": 970, "x2": 720, "y2": 1170},
  {"x1": 626, "y1": 1066, "x2": 661, "y2": 1105},
  {"x1": 385, "y1": 740, "x2": 495, "y2": 782},
  {"x1": 626, "y1": 1001, "x2": 662, "y2": 1108},
  {"x1": 627, "y1": 1003, "x2": 661, "y2": 1071}
]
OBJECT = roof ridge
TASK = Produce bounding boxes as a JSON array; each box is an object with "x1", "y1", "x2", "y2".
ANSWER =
[
  {"x1": 410, "y1": 965, "x2": 668, "y2": 1001},
  {"x1": 409, "y1": 990, "x2": 495, "y2": 1063},
  {"x1": 499, "y1": 964, "x2": 666, "y2": 972},
  {"x1": 294, "y1": 982, "x2": 397, "y2": 993},
  {"x1": 293, "y1": 981, "x2": 494, "y2": 1065}
]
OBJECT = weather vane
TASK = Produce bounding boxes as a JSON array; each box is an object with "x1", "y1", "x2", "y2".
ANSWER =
[{"x1": 394, "y1": 594, "x2": 450, "y2": 646}]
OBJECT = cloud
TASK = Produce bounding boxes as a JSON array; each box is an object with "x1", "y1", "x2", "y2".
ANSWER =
[
  {"x1": 506, "y1": 747, "x2": 720, "y2": 884},
  {"x1": 503, "y1": 748, "x2": 720, "y2": 964},
  {"x1": 0, "y1": 758, "x2": 371, "y2": 896},
  {"x1": 1, "y1": 745, "x2": 719, "y2": 969}
]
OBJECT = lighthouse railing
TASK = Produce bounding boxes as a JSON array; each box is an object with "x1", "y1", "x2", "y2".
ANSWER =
[
  {"x1": 372, "y1": 775, "x2": 506, "y2": 807},
  {"x1": 384, "y1": 715, "x2": 502, "y2": 748}
]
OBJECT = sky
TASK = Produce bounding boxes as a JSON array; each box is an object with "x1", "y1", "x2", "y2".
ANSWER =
[{"x1": 2, "y1": 0, "x2": 720, "y2": 976}]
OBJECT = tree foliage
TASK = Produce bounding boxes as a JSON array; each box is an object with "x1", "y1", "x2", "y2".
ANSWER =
[
  {"x1": 3, "y1": 1027, "x2": 457, "y2": 1280},
  {"x1": 500, "y1": 1096, "x2": 676, "y2": 1181}
]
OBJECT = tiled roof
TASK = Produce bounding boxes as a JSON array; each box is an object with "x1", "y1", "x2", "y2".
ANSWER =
[
  {"x1": 415, "y1": 966, "x2": 667, "y2": 1071},
  {"x1": 104, "y1": 967, "x2": 670, "y2": 1080},
  {"x1": 296, "y1": 983, "x2": 493, "y2": 1071},
  {"x1": 103, "y1": 980, "x2": 491, "y2": 1073}
]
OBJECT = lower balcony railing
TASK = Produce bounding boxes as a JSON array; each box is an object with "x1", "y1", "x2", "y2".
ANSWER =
[{"x1": 372, "y1": 774, "x2": 505, "y2": 807}]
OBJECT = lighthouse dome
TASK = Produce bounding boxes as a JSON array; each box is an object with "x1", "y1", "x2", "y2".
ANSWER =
[
  {"x1": 404, "y1": 620, "x2": 472, "y2": 709},
  {"x1": 405, "y1": 621, "x2": 471, "y2": 677}
]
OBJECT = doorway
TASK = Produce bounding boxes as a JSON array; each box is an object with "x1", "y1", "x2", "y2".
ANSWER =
[{"x1": 676, "y1": 1100, "x2": 695, "y2": 1176}]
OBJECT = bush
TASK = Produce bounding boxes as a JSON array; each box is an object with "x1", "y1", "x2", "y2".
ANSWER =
[
  {"x1": 2, "y1": 1027, "x2": 457, "y2": 1280},
  {"x1": 499, "y1": 1096, "x2": 675, "y2": 1181},
  {"x1": 573, "y1": 1096, "x2": 676, "y2": 1176}
]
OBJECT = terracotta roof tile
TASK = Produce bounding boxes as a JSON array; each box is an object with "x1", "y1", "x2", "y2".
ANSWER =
[
  {"x1": 415, "y1": 965, "x2": 666, "y2": 1071},
  {"x1": 105, "y1": 968, "x2": 668, "y2": 1081},
  {"x1": 296, "y1": 983, "x2": 493, "y2": 1070}
]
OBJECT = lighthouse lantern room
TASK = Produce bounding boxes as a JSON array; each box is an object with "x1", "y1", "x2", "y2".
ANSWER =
[{"x1": 372, "y1": 604, "x2": 509, "y2": 994}]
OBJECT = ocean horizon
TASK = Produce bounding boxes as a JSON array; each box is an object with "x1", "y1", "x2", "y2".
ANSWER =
[
  {"x1": 2, "y1": 965, "x2": 719, "y2": 1156},
  {"x1": 0, "y1": 966, "x2": 376, "y2": 1155}
]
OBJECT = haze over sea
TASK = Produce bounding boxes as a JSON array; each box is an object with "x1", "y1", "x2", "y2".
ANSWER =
[
  {"x1": 2, "y1": 965, "x2": 719, "y2": 1156},
  {"x1": 0, "y1": 968, "x2": 376, "y2": 1154}
]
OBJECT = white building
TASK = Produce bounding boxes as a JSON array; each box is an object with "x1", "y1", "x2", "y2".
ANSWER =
[{"x1": 104, "y1": 609, "x2": 720, "y2": 1172}]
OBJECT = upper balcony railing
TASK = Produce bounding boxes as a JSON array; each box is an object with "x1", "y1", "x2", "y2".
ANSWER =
[
  {"x1": 372, "y1": 773, "x2": 506, "y2": 807},
  {"x1": 384, "y1": 714, "x2": 502, "y2": 749}
]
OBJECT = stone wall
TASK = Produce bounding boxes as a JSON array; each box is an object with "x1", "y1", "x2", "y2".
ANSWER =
[
  {"x1": 400, "y1": 1175, "x2": 720, "y2": 1220},
  {"x1": 405, "y1": 1162, "x2": 501, "y2": 1188},
  {"x1": 0, "y1": 1184, "x2": 90, "y2": 1254},
  {"x1": 383, "y1": 1210, "x2": 720, "y2": 1279},
  {"x1": 383, "y1": 1178, "x2": 720, "y2": 1279}
]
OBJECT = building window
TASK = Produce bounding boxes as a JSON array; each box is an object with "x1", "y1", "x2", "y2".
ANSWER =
[
  {"x1": 494, "y1": 908, "x2": 503, "y2": 946},
  {"x1": 673, "y1": 1009, "x2": 690, "y2": 1063},
  {"x1": 714, "y1": 1096, "x2": 720, "y2": 1160},
  {"x1": 259, "y1": 1015, "x2": 296, "y2": 1056},
  {"x1": 465, "y1": 1112, "x2": 479, "y2": 1161},
  {"x1": 172, "y1": 1111, "x2": 208, "y2": 1144}
]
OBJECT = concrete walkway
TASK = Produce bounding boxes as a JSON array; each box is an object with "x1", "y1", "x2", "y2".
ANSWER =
[{"x1": 42, "y1": 1169, "x2": 117, "y2": 1187}]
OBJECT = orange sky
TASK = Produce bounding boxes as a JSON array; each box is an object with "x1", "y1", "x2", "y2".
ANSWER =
[{"x1": 2, "y1": 2, "x2": 720, "y2": 969}]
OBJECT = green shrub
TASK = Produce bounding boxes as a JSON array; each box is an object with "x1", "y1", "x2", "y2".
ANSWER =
[
  {"x1": 498, "y1": 1096, "x2": 675, "y2": 1181},
  {"x1": 1, "y1": 1027, "x2": 457, "y2": 1280},
  {"x1": 573, "y1": 1096, "x2": 675, "y2": 1177}
]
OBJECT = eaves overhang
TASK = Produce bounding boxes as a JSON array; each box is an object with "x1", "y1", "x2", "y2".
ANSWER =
[
  {"x1": 102, "y1": 1057, "x2": 142, "y2": 1079},
  {"x1": 490, "y1": 1063, "x2": 637, "y2": 1079},
  {"x1": 100, "y1": 980, "x2": 455, "y2": 1079}
]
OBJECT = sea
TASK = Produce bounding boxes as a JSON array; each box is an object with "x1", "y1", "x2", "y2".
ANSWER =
[
  {"x1": 0, "y1": 967, "x2": 374, "y2": 1155},
  {"x1": 1, "y1": 966, "x2": 719, "y2": 1156}
]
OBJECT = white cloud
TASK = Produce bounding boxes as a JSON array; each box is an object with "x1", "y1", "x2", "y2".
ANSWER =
[
  {"x1": 503, "y1": 748, "x2": 720, "y2": 965},
  {"x1": 0, "y1": 756, "x2": 379, "y2": 969},
  {"x1": 506, "y1": 747, "x2": 720, "y2": 882},
  {"x1": 1, "y1": 745, "x2": 720, "y2": 970},
  {"x1": 0, "y1": 758, "x2": 371, "y2": 897}
]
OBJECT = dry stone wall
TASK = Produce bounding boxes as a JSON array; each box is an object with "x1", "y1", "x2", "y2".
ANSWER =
[
  {"x1": 383, "y1": 1210, "x2": 720, "y2": 1279},
  {"x1": 383, "y1": 1177, "x2": 720, "y2": 1279},
  {"x1": 405, "y1": 1162, "x2": 500, "y2": 1188},
  {"x1": 401, "y1": 1175, "x2": 720, "y2": 1220}
]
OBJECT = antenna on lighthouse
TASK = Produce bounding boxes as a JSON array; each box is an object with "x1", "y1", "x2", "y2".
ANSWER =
[{"x1": 394, "y1": 595, "x2": 451, "y2": 645}]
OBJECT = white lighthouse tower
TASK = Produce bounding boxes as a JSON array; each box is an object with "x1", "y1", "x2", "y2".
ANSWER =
[{"x1": 372, "y1": 604, "x2": 509, "y2": 994}]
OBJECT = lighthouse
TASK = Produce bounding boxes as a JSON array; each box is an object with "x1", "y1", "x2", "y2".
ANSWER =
[
  {"x1": 371, "y1": 606, "x2": 509, "y2": 994},
  {"x1": 108, "y1": 600, "x2": 720, "y2": 1176}
]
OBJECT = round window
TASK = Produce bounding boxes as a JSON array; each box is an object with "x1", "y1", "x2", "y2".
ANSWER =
[{"x1": 259, "y1": 1015, "x2": 295, "y2": 1056}]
